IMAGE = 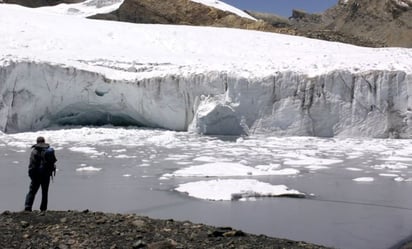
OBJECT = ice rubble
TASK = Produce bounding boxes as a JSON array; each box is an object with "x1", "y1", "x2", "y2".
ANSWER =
[{"x1": 1, "y1": 5, "x2": 412, "y2": 137}]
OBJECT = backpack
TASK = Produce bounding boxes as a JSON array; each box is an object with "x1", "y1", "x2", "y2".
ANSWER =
[{"x1": 40, "y1": 147, "x2": 57, "y2": 178}]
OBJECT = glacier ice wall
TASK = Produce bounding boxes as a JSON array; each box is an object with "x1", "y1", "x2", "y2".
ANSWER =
[{"x1": 1, "y1": 60, "x2": 412, "y2": 138}]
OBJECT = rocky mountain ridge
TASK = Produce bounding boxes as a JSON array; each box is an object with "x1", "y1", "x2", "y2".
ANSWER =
[{"x1": 320, "y1": 0, "x2": 412, "y2": 47}]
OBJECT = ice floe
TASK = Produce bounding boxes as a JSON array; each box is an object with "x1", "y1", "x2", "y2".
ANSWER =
[
  {"x1": 76, "y1": 166, "x2": 102, "y2": 172},
  {"x1": 162, "y1": 162, "x2": 300, "y2": 178},
  {"x1": 353, "y1": 177, "x2": 375, "y2": 182},
  {"x1": 175, "y1": 179, "x2": 305, "y2": 201}
]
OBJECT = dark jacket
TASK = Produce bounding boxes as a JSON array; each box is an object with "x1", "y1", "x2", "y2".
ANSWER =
[{"x1": 28, "y1": 143, "x2": 51, "y2": 174}]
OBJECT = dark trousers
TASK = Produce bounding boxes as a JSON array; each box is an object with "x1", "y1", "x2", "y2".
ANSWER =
[{"x1": 25, "y1": 173, "x2": 50, "y2": 211}]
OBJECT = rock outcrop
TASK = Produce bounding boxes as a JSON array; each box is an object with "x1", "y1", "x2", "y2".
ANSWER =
[
  {"x1": 89, "y1": 0, "x2": 276, "y2": 32},
  {"x1": 285, "y1": 0, "x2": 412, "y2": 47}
]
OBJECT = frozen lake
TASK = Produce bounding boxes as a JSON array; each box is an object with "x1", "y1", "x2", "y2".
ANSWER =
[{"x1": 1, "y1": 127, "x2": 412, "y2": 249}]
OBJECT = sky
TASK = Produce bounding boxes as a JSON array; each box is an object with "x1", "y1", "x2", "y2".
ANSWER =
[{"x1": 222, "y1": 0, "x2": 338, "y2": 17}]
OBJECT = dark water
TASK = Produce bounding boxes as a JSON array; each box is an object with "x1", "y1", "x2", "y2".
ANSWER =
[{"x1": 1, "y1": 130, "x2": 412, "y2": 249}]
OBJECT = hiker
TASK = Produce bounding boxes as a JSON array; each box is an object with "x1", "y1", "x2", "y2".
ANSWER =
[{"x1": 24, "y1": 136, "x2": 57, "y2": 212}]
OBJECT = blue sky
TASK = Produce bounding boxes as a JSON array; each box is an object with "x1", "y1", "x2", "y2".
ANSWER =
[{"x1": 223, "y1": 0, "x2": 338, "y2": 17}]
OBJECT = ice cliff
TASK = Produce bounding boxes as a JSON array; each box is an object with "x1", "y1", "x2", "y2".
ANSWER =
[
  {"x1": 2, "y1": 60, "x2": 412, "y2": 138},
  {"x1": 1, "y1": 4, "x2": 412, "y2": 138}
]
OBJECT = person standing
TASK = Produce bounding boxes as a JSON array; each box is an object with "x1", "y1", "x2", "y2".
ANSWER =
[{"x1": 24, "y1": 136, "x2": 57, "y2": 212}]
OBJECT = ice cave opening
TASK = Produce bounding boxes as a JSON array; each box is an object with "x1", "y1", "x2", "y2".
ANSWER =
[
  {"x1": 52, "y1": 110, "x2": 143, "y2": 127},
  {"x1": 48, "y1": 104, "x2": 144, "y2": 128},
  {"x1": 5, "y1": 104, "x2": 147, "y2": 133}
]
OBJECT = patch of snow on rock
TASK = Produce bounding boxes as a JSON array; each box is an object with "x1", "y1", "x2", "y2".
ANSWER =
[{"x1": 190, "y1": 0, "x2": 256, "y2": 20}]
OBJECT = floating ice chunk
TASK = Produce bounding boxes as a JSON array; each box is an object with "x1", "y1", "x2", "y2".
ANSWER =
[
  {"x1": 175, "y1": 179, "x2": 305, "y2": 201},
  {"x1": 166, "y1": 155, "x2": 192, "y2": 161},
  {"x1": 283, "y1": 157, "x2": 342, "y2": 166},
  {"x1": 162, "y1": 162, "x2": 299, "y2": 178},
  {"x1": 346, "y1": 151, "x2": 364, "y2": 159},
  {"x1": 378, "y1": 156, "x2": 412, "y2": 162},
  {"x1": 346, "y1": 167, "x2": 363, "y2": 171},
  {"x1": 69, "y1": 146, "x2": 104, "y2": 156},
  {"x1": 353, "y1": 177, "x2": 374, "y2": 182},
  {"x1": 379, "y1": 173, "x2": 399, "y2": 177},
  {"x1": 7, "y1": 141, "x2": 28, "y2": 148},
  {"x1": 394, "y1": 177, "x2": 405, "y2": 182},
  {"x1": 76, "y1": 166, "x2": 102, "y2": 172},
  {"x1": 255, "y1": 164, "x2": 281, "y2": 171},
  {"x1": 112, "y1": 149, "x2": 127, "y2": 153},
  {"x1": 371, "y1": 163, "x2": 408, "y2": 170},
  {"x1": 114, "y1": 154, "x2": 137, "y2": 159},
  {"x1": 305, "y1": 165, "x2": 329, "y2": 170},
  {"x1": 146, "y1": 132, "x2": 178, "y2": 147}
]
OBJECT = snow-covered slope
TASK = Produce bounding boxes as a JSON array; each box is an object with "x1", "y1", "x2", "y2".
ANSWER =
[{"x1": 1, "y1": 5, "x2": 412, "y2": 137}]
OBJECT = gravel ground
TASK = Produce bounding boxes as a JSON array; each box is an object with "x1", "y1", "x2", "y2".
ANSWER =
[{"x1": 0, "y1": 210, "x2": 332, "y2": 249}]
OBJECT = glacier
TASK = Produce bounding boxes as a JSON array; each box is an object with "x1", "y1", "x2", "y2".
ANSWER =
[
  {"x1": 2, "y1": 60, "x2": 411, "y2": 138},
  {"x1": 1, "y1": 4, "x2": 412, "y2": 137}
]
